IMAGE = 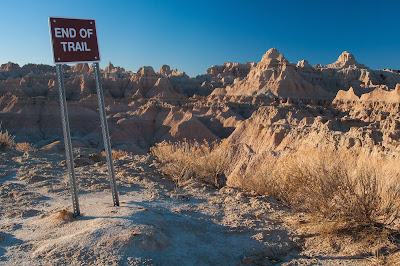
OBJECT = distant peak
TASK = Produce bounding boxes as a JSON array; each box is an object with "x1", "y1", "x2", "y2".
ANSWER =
[
  {"x1": 104, "y1": 62, "x2": 125, "y2": 73},
  {"x1": 267, "y1": 47, "x2": 280, "y2": 54},
  {"x1": 158, "y1": 65, "x2": 182, "y2": 77},
  {"x1": 0, "y1": 62, "x2": 21, "y2": 72},
  {"x1": 158, "y1": 65, "x2": 171, "y2": 73},
  {"x1": 71, "y1": 63, "x2": 89, "y2": 73},
  {"x1": 337, "y1": 51, "x2": 356, "y2": 64},
  {"x1": 139, "y1": 66, "x2": 156, "y2": 76},
  {"x1": 105, "y1": 62, "x2": 115, "y2": 71},
  {"x1": 261, "y1": 48, "x2": 282, "y2": 61},
  {"x1": 328, "y1": 51, "x2": 365, "y2": 69},
  {"x1": 297, "y1": 60, "x2": 312, "y2": 68},
  {"x1": 258, "y1": 48, "x2": 288, "y2": 68}
]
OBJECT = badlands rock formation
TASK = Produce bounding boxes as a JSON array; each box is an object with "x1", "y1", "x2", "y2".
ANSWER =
[
  {"x1": 217, "y1": 48, "x2": 400, "y2": 100},
  {"x1": 335, "y1": 84, "x2": 400, "y2": 103},
  {"x1": 0, "y1": 48, "x2": 399, "y2": 156},
  {"x1": 157, "y1": 65, "x2": 182, "y2": 77},
  {"x1": 0, "y1": 61, "x2": 245, "y2": 153},
  {"x1": 222, "y1": 48, "x2": 329, "y2": 98},
  {"x1": 206, "y1": 62, "x2": 256, "y2": 78},
  {"x1": 164, "y1": 62, "x2": 254, "y2": 97}
]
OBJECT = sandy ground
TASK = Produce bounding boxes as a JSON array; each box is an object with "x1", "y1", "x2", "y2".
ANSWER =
[{"x1": 0, "y1": 149, "x2": 377, "y2": 265}]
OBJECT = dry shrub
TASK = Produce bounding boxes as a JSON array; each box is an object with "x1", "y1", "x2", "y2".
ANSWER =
[
  {"x1": 229, "y1": 152, "x2": 281, "y2": 198},
  {"x1": 0, "y1": 123, "x2": 15, "y2": 150},
  {"x1": 279, "y1": 149, "x2": 400, "y2": 229},
  {"x1": 15, "y1": 142, "x2": 36, "y2": 152},
  {"x1": 231, "y1": 148, "x2": 399, "y2": 226},
  {"x1": 152, "y1": 138, "x2": 400, "y2": 254},
  {"x1": 53, "y1": 209, "x2": 74, "y2": 221},
  {"x1": 151, "y1": 139, "x2": 231, "y2": 187},
  {"x1": 229, "y1": 147, "x2": 400, "y2": 255},
  {"x1": 101, "y1": 149, "x2": 129, "y2": 160},
  {"x1": 152, "y1": 139, "x2": 400, "y2": 230},
  {"x1": 233, "y1": 147, "x2": 400, "y2": 235}
]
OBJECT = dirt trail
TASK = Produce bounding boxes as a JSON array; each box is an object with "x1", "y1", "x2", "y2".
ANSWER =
[{"x1": 0, "y1": 149, "x2": 369, "y2": 265}]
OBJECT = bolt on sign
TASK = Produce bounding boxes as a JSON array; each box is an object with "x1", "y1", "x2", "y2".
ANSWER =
[
  {"x1": 49, "y1": 17, "x2": 119, "y2": 217},
  {"x1": 49, "y1": 17, "x2": 100, "y2": 63}
]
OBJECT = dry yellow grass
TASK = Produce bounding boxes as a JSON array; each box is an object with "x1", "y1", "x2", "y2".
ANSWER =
[
  {"x1": 231, "y1": 148, "x2": 400, "y2": 229},
  {"x1": 152, "y1": 139, "x2": 400, "y2": 256},
  {"x1": 151, "y1": 140, "x2": 231, "y2": 187},
  {"x1": 229, "y1": 152, "x2": 281, "y2": 198},
  {"x1": 15, "y1": 142, "x2": 37, "y2": 152},
  {"x1": 230, "y1": 147, "x2": 400, "y2": 256},
  {"x1": 53, "y1": 209, "x2": 75, "y2": 221},
  {"x1": 101, "y1": 149, "x2": 129, "y2": 160},
  {"x1": 285, "y1": 149, "x2": 400, "y2": 229},
  {"x1": 228, "y1": 149, "x2": 400, "y2": 229},
  {"x1": 0, "y1": 123, "x2": 15, "y2": 150}
]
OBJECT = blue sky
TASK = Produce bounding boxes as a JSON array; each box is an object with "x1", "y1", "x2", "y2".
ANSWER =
[{"x1": 1, "y1": 0, "x2": 399, "y2": 76}]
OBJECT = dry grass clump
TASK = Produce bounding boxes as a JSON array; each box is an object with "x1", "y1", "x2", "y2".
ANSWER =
[
  {"x1": 234, "y1": 148, "x2": 400, "y2": 229},
  {"x1": 0, "y1": 123, "x2": 15, "y2": 150},
  {"x1": 151, "y1": 140, "x2": 231, "y2": 187},
  {"x1": 231, "y1": 147, "x2": 400, "y2": 254},
  {"x1": 52, "y1": 209, "x2": 75, "y2": 221},
  {"x1": 229, "y1": 152, "x2": 281, "y2": 198},
  {"x1": 280, "y1": 149, "x2": 400, "y2": 229},
  {"x1": 15, "y1": 142, "x2": 37, "y2": 152},
  {"x1": 101, "y1": 149, "x2": 129, "y2": 160},
  {"x1": 152, "y1": 139, "x2": 400, "y2": 231},
  {"x1": 152, "y1": 138, "x2": 400, "y2": 255}
]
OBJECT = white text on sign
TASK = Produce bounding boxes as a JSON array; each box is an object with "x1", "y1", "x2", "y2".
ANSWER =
[{"x1": 54, "y1": 28, "x2": 94, "y2": 52}]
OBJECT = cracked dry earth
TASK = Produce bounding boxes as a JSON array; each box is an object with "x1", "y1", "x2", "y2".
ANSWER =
[{"x1": 0, "y1": 149, "x2": 373, "y2": 265}]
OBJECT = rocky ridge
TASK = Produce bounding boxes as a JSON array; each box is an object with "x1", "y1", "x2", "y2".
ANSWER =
[
  {"x1": 0, "y1": 49, "x2": 399, "y2": 156},
  {"x1": 218, "y1": 48, "x2": 400, "y2": 100}
]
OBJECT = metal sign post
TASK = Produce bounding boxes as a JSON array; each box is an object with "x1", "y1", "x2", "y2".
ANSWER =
[
  {"x1": 93, "y1": 62, "x2": 119, "y2": 206},
  {"x1": 56, "y1": 64, "x2": 80, "y2": 217},
  {"x1": 49, "y1": 17, "x2": 120, "y2": 211}
]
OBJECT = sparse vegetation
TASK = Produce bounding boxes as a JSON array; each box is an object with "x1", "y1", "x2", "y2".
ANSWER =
[
  {"x1": 150, "y1": 140, "x2": 231, "y2": 187},
  {"x1": 52, "y1": 209, "x2": 74, "y2": 221},
  {"x1": 152, "y1": 140, "x2": 400, "y2": 255},
  {"x1": 234, "y1": 148, "x2": 400, "y2": 231},
  {"x1": 0, "y1": 123, "x2": 15, "y2": 150},
  {"x1": 101, "y1": 149, "x2": 129, "y2": 160},
  {"x1": 232, "y1": 147, "x2": 400, "y2": 243},
  {"x1": 15, "y1": 142, "x2": 37, "y2": 152}
]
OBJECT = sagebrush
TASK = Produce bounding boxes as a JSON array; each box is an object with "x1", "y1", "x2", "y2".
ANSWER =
[
  {"x1": 151, "y1": 140, "x2": 231, "y2": 187},
  {"x1": 0, "y1": 123, "x2": 15, "y2": 150},
  {"x1": 231, "y1": 148, "x2": 400, "y2": 229}
]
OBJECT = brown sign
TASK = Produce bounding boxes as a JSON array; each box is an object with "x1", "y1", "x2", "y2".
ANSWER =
[{"x1": 49, "y1": 17, "x2": 100, "y2": 64}]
